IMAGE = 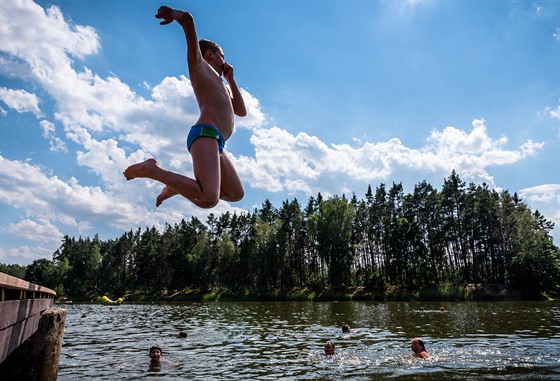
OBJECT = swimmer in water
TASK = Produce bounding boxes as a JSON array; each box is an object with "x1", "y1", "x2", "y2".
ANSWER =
[
  {"x1": 148, "y1": 345, "x2": 179, "y2": 371},
  {"x1": 411, "y1": 338, "x2": 429, "y2": 358},
  {"x1": 324, "y1": 341, "x2": 335, "y2": 356},
  {"x1": 148, "y1": 345, "x2": 163, "y2": 371}
]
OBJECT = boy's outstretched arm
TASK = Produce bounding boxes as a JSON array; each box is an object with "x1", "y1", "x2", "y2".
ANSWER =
[{"x1": 156, "y1": 6, "x2": 202, "y2": 68}]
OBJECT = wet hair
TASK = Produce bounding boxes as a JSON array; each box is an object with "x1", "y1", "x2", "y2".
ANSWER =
[
  {"x1": 149, "y1": 346, "x2": 162, "y2": 355},
  {"x1": 177, "y1": 331, "x2": 187, "y2": 338},
  {"x1": 413, "y1": 338, "x2": 427, "y2": 352},
  {"x1": 324, "y1": 341, "x2": 335, "y2": 356},
  {"x1": 342, "y1": 325, "x2": 351, "y2": 333},
  {"x1": 199, "y1": 39, "x2": 223, "y2": 57}
]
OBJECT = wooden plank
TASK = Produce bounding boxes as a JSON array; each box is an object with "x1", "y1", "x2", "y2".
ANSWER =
[
  {"x1": 0, "y1": 312, "x2": 41, "y2": 363},
  {"x1": 0, "y1": 274, "x2": 57, "y2": 365},
  {"x1": 0, "y1": 308, "x2": 67, "y2": 378},
  {"x1": 0, "y1": 299, "x2": 53, "y2": 331},
  {"x1": 0, "y1": 273, "x2": 56, "y2": 296}
]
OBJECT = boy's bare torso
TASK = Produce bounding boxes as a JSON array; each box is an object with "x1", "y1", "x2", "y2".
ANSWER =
[{"x1": 190, "y1": 54, "x2": 234, "y2": 140}]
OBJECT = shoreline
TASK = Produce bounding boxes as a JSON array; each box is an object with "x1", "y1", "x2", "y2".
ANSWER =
[{"x1": 64, "y1": 283, "x2": 554, "y2": 304}]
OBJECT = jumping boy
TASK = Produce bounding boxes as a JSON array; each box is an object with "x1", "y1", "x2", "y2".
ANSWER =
[{"x1": 124, "y1": 6, "x2": 247, "y2": 209}]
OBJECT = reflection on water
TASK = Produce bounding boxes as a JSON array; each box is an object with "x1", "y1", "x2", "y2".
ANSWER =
[{"x1": 58, "y1": 301, "x2": 560, "y2": 380}]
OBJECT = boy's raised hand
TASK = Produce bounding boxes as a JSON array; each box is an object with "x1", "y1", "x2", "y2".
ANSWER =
[
  {"x1": 156, "y1": 6, "x2": 174, "y2": 25},
  {"x1": 223, "y1": 62, "x2": 235, "y2": 82}
]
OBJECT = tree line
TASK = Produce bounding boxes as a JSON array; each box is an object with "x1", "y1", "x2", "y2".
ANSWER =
[{"x1": 3, "y1": 171, "x2": 559, "y2": 299}]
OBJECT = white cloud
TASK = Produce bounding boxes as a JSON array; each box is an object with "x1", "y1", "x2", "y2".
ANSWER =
[
  {"x1": 428, "y1": 119, "x2": 505, "y2": 154},
  {"x1": 520, "y1": 184, "x2": 560, "y2": 242},
  {"x1": 538, "y1": 100, "x2": 560, "y2": 120},
  {"x1": 49, "y1": 137, "x2": 68, "y2": 153},
  {"x1": 520, "y1": 184, "x2": 560, "y2": 203},
  {"x1": 40, "y1": 120, "x2": 68, "y2": 152},
  {"x1": 40, "y1": 120, "x2": 55, "y2": 138},
  {"x1": 0, "y1": 1, "x2": 99, "y2": 62},
  {"x1": 520, "y1": 140, "x2": 545, "y2": 156},
  {"x1": 237, "y1": 88, "x2": 266, "y2": 129},
  {"x1": 7, "y1": 218, "x2": 63, "y2": 245},
  {"x1": 235, "y1": 118, "x2": 542, "y2": 196},
  {"x1": 0, "y1": 154, "x2": 245, "y2": 246},
  {"x1": 0, "y1": 87, "x2": 43, "y2": 117},
  {"x1": 0, "y1": 245, "x2": 54, "y2": 264},
  {"x1": 554, "y1": 27, "x2": 560, "y2": 41},
  {"x1": 0, "y1": 155, "x2": 138, "y2": 230},
  {"x1": 544, "y1": 104, "x2": 560, "y2": 120}
]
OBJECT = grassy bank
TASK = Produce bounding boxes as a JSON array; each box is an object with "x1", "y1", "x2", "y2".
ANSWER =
[{"x1": 103, "y1": 283, "x2": 552, "y2": 304}]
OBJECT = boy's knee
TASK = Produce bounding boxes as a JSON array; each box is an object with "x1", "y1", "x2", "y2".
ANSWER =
[
  {"x1": 230, "y1": 189, "x2": 244, "y2": 202},
  {"x1": 196, "y1": 194, "x2": 220, "y2": 209},
  {"x1": 222, "y1": 188, "x2": 244, "y2": 203}
]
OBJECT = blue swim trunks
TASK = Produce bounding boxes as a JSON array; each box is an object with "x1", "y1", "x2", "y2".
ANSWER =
[{"x1": 187, "y1": 124, "x2": 225, "y2": 153}]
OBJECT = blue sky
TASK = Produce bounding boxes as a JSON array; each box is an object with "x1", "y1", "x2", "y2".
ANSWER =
[{"x1": 1, "y1": 0, "x2": 558, "y2": 265}]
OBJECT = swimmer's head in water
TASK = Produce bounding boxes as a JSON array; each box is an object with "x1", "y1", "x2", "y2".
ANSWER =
[
  {"x1": 411, "y1": 338, "x2": 426, "y2": 352},
  {"x1": 149, "y1": 346, "x2": 163, "y2": 361},
  {"x1": 324, "y1": 341, "x2": 335, "y2": 356}
]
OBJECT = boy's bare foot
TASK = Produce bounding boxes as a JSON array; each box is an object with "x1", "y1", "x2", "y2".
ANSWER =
[
  {"x1": 123, "y1": 158, "x2": 159, "y2": 180},
  {"x1": 156, "y1": 185, "x2": 178, "y2": 207}
]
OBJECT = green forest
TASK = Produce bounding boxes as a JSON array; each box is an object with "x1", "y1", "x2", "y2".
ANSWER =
[{"x1": 2, "y1": 172, "x2": 559, "y2": 301}]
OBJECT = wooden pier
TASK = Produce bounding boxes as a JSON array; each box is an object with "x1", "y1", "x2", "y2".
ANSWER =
[{"x1": 0, "y1": 272, "x2": 66, "y2": 380}]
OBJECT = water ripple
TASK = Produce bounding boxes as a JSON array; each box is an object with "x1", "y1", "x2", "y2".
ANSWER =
[{"x1": 58, "y1": 301, "x2": 560, "y2": 380}]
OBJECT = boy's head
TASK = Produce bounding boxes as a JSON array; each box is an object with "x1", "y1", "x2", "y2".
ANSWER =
[
  {"x1": 199, "y1": 39, "x2": 224, "y2": 60},
  {"x1": 411, "y1": 338, "x2": 426, "y2": 352},
  {"x1": 324, "y1": 341, "x2": 335, "y2": 356},
  {"x1": 149, "y1": 346, "x2": 163, "y2": 361}
]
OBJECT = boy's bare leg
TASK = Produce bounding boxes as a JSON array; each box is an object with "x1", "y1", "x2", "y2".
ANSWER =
[
  {"x1": 155, "y1": 151, "x2": 242, "y2": 206},
  {"x1": 156, "y1": 186, "x2": 178, "y2": 207},
  {"x1": 189, "y1": 139, "x2": 221, "y2": 208},
  {"x1": 218, "y1": 151, "x2": 244, "y2": 202},
  {"x1": 124, "y1": 143, "x2": 221, "y2": 208}
]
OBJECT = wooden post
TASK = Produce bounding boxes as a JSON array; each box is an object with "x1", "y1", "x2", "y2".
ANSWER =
[
  {"x1": 0, "y1": 308, "x2": 67, "y2": 381},
  {"x1": 0, "y1": 273, "x2": 57, "y2": 363}
]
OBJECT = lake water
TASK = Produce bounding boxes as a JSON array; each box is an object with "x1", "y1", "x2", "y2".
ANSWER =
[{"x1": 57, "y1": 300, "x2": 560, "y2": 380}]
